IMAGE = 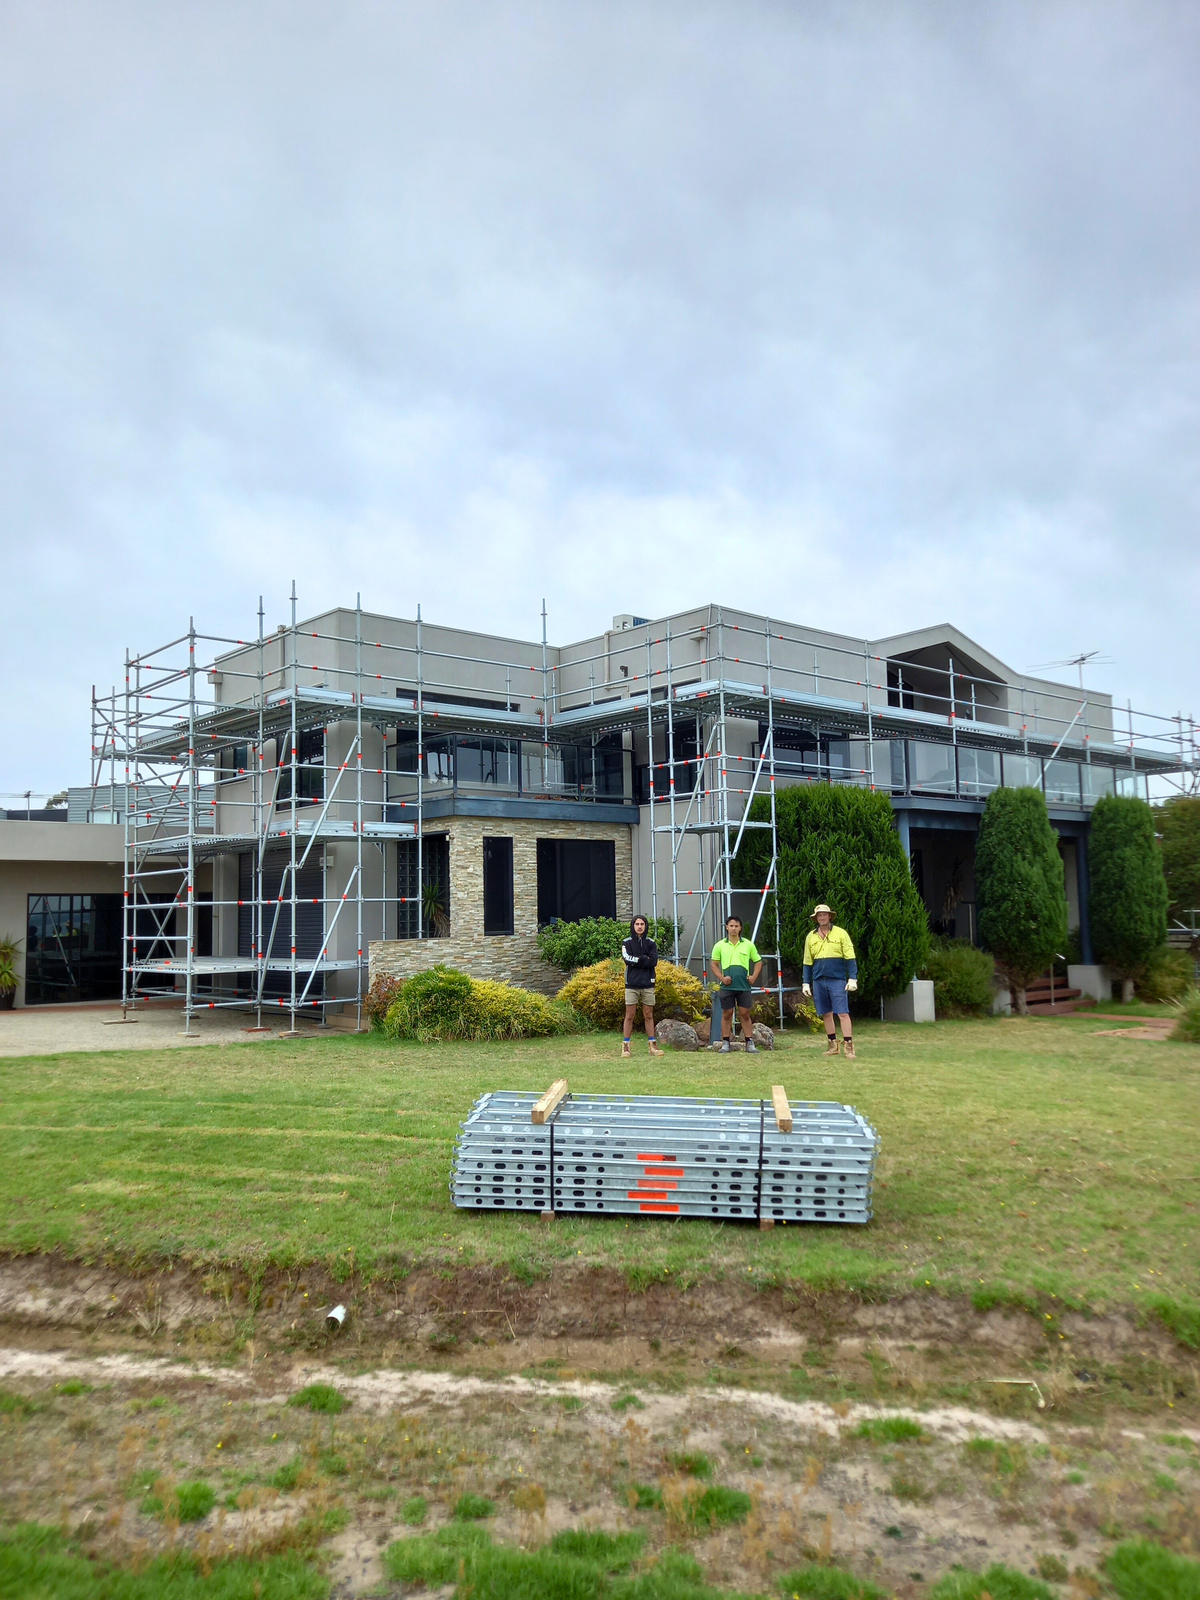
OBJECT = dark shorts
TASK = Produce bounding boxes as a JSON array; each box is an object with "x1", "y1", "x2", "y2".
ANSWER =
[
  {"x1": 716, "y1": 985, "x2": 752, "y2": 1010},
  {"x1": 813, "y1": 977, "x2": 849, "y2": 1016}
]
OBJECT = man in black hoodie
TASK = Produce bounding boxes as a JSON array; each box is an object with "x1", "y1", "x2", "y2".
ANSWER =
[{"x1": 621, "y1": 915, "x2": 664, "y2": 1059}]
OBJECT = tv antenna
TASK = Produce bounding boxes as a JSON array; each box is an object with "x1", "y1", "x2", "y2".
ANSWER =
[{"x1": 1028, "y1": 650, "x2": 1113, "y2": 692}]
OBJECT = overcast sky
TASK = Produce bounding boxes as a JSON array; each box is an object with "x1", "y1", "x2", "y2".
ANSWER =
[{"x1": 2, "y1": 0, "x2": 1197, "y2": 794}]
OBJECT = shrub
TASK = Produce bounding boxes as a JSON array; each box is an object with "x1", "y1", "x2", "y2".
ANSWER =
[
  {"x1": 1089, "y1": 795, "x2": 1169, "y2": 988},
  {"x1": 975, "y1": 788, "x2": 1068, "y2": 1013},
  {"x1": 537, "y1": 915, "x2": 677, "y2": 971},
  {"x1": 1170, "y1": 989, "x2": 1200, "y2": 1045},
  {"x1": 921, "y1": 938, "x2": 995, "y2": 1016},
  {"x1": 365, "y1": 973, "x2": 404, "y2": 1030},
  {"x1": 381, "y1": 965, "x2": 586, "y2": 1042},
  {"x1": 383, "y1": 965, "x2": 474, "y2": 1039},
  {"x1": 735, "y1": 784, "x2": 929, "y2": 1010},
  {"x1": 1138, "y1": 946, "x2": 1194, "y2": 1003},
  {"x1": 469, "y1": 978, "x2": 589, "y2": 1038},
  {"x1": 557, "y1": 958, "x2": 707, "y2": 1032}
]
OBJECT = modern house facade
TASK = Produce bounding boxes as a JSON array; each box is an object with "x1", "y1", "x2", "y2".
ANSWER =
[{"x1": 3, "y1": 599, "x2": 1188, "y2": 1015}]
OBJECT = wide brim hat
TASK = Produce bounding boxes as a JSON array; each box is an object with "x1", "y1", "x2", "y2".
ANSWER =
[{"x1": 810, "y1": 903, "x2": 833, "y2": 918}]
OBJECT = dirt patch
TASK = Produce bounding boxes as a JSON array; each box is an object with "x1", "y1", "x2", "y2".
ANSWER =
[
  {"x1": 2, "y1": 1338, "x2": 1199, "y2": 1599},
  {"x1": 0, "y1": 1252, "x2": 1190, "y2": 1386}
]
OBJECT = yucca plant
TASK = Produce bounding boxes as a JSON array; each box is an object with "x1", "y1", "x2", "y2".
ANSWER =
[
  {"x1": 0, "y1": 956, "x2": 17, "y2": 1009},
  {"x1": 421, "y1": 880, "x2": 450, "y2": 938}
]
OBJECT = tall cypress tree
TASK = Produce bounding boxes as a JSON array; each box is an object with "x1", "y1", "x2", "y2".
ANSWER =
[
  {"x1": 1088, "y1": 794, "x2": 1169, "y2": 1000},
  {"x1": 736, "y1": 784, "x2": 928, "y2": 1010},
  {"x1": 975, "y1": 787, "x2": 1068, "y2": 1014},
  {"x1": 1155, "y1": 796, "x2": 1200, "y2": 923}
]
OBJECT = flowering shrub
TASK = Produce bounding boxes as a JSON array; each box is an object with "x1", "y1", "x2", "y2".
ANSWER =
[
  {"x1": 381, "y1": 965, "x2": 588, "y2": 1042},
  {"x1": 556, "y1": 958, "x2": 707, "y2": 1032}
]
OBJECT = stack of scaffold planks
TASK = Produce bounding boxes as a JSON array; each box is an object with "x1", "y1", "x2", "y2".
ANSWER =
[{"x1": 450, "y1": 1082, "x2": 879, "y2": 1228}]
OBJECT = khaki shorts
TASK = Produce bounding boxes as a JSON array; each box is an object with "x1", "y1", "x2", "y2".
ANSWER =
[{"x1": 625, "y1": 987, "x2": 656, "y2": 1007}]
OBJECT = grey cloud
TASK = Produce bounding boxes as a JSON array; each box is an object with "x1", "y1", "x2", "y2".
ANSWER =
[{"x1": 1, "y1": 0, "x2": 1198, "y2": 789}]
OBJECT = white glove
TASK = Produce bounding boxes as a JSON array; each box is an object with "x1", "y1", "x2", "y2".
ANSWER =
[
  {"x1": 802, "y1": 984, "x2": 811, "y2": 998},
  {"x1": 847, "y1": 980, "x2": 858, "y2": 992}
]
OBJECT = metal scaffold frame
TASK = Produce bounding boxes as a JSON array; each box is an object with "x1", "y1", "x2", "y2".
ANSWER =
[{"x1": 90, "y1": 595, "x2": 1193, "y2": 1035}]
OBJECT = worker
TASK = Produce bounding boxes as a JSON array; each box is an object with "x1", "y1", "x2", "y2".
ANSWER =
[
  {"x1": 802, "y1": 903, "x2": 857, "y2": 1059},
  {"x1": 621, "y1": 915, "x2": 664, "y2": 1058},
  {"x1": 710, "y1": 914, "x2": 762, "y2": 1053}
]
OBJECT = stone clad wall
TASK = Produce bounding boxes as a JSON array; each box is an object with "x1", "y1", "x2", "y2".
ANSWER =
[{"x1": 369, "y1": 816, "x2": 633, "y2": 996}]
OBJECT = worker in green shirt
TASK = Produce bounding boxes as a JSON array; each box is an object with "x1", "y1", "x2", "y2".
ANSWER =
[{"x1": 710, "y1": 915, "x2": 762, "y2": 1053}]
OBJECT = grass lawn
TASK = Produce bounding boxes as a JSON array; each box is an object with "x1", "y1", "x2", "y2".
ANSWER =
[{"x1": 1, "y1": 1017, "x2": 1198, "y2": 1325}]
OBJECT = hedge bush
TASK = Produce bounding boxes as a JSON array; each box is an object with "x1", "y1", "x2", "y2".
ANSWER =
[
  {"x1": 557, "y1": 958, "x2": 707, "y2": 1032},
  {"x1": 975, "y1": 787, "x2": 1068, "y2": 1012},
  {"x1": 735, "y1": 784, "x2": 929, "y2": 1010},
  {"x1": 1089, "y1": 794, "x2": 1169, "y2": 983},
  {"x1": 536, "y1": 916, "x2": 677, "y2": 972},
  {"x1": 381, "y1": 965, "x2": 587, "y2": 1042},
  {"x1": 921, "y1": 938, "x2": 995, "y2": 1017}
]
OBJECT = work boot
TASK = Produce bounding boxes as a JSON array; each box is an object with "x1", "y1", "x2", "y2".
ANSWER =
[
  {"x1": 648, "y1": 1041, "x2": 664, "y2": 1057},
  {"x1": 824, "y1": 1037, "x2": 840, "y2": 1056},
  {"x1": 621, "y1": 1040, "x2": 631, "y2": 1059},
  {"x1": 843, "y1": 1038, "x2": 857, "y2": 1060}
]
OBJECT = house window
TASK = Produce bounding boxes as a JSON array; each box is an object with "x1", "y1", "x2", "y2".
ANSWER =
[
  {"x1": 483, "y1": 837, "x2": 515, "y2": 935},
  {"x1": 395, "y1": 835, "x2": 450, "y2": 938},
  {"x1": 1003, "y1": 753, "x2": 1042, "y2": 789},
  {"x1": 537, "y1": 839, "x2": 616, "y2": 924},
  {"x1": 908, "y1": 741, "x2": 956, "y2": 795},
  {"x1": 1081, "y1": 766, "x2": 1115, "y2": 805},
  {"x1": 219, "y1": 744, "x2": 249, "y2": 780},
  {"x1": 1044, "y1": 759, "x2": 1082, "y2": 805},
  {"x1": 277, "y1": 728, "x2": 324, "y2": 805},
  {"x1": 25, "y1": 893, "x2": 122, "y2": 1004},
  {"x1": 958, "y1": 748, "x2": 1000, "y2": 797}
]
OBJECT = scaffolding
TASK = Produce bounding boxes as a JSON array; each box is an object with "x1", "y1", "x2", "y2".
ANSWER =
[{"x1": 90, "y1": 597, "x2": 1194, "y2": 1034}]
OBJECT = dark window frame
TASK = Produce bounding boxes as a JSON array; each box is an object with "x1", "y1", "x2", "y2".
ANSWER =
[
  {"x1": 536, "y1": 838, "x2": 617, "y2": 925},
  {"x1": 24, "y1": 892, "x2": 122, "y2": 1005},
  {"x1": 482, "y1": 836, "x2": 515, "y2": 936}
]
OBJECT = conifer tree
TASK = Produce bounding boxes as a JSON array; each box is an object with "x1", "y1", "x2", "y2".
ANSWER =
[
  {"x1": 737, "y1": 784, "x2": 928, "y2": 1010},
  {"x1": 1088, "y1": 794, "x2": 1169, "y2": 1001},
  {"x1": 974, "y1": 787, "x2": 1068, "y2": 1014},
  {"x1": 1155, "y1": 796, "x2": 1200, "y2": 923}
]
